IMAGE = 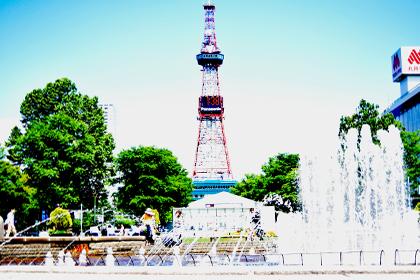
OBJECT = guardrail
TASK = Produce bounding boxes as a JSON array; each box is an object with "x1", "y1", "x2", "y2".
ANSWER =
[{"x1": 1, "y1": 249, "x2": 420, "y2": 267}]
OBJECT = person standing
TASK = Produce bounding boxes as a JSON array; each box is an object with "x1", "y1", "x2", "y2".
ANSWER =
[
  {"x1": 248, "y1": 208, "x2": 255, "y2": 241},
  {"x1": 5, "y1": 208, "x2": 16, "y2": 237},
  {"x1": 250, "y1": 208, "x2": 264, "y2": 241},
  {"x1": 140, "y1": 208, "x2": 156, "y2": 244},
  {"x1": 173, "y1": 210, "x2": 184, "y2": 245}
]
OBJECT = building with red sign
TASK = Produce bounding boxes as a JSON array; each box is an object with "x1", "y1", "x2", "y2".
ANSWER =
[{"x1": 385, "y1": 47, "x2": 420, "y2": 133}]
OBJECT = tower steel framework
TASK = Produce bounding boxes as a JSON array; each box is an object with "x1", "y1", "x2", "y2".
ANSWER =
[{"x1": 192, "y1": 3, "x2": 233, "y2": 184}]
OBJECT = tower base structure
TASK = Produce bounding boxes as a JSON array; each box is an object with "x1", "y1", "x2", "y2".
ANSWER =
[{"x1": 191, "y1": 180, "x2": 238, "y2": 201}]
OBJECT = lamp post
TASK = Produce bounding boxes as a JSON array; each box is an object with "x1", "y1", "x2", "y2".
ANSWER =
[
  {"x1": 93, "y1": 192, "x2": 97, "y2": 225},
  {"x1": 80, "y1": 204, "x2": 83, "y2": 235}
]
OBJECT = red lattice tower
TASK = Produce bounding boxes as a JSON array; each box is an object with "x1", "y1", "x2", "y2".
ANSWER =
[{"x1": 192, "y1": 3, "x2": 233, "y2": 181}]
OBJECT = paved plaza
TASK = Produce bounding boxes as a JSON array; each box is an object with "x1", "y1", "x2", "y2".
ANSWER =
[{"x1": 1, "y1": 266, "x2": 420, "y2": 280}]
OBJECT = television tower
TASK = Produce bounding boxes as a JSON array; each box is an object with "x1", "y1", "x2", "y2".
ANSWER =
[{"x1": 192, "y1": 3, "x2": 236, "y2": 199}]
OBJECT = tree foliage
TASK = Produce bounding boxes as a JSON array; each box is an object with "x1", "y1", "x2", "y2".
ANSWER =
[
  {"x1": 339, "y1": 99, "x2": 404, "y2": 145},
  {"x1": 5, "y1": 78, "x2": 115, "y2": 211},
  {"x1": 231, "y1": 153, "x2": 300, "y2": 210},
  {"x1": 114, "y1": 146, "x2": 193, "y2": 223},
  {"x1": 262, "y1": 153, "x2": 300, "y2": 201},
  {"x1": 338, "y1": 99, "x2": 420, "y2": 198},
  {"x1": 230, "y1": 174, "x2": 265, "y2": 201},
  {"x1": 0, "y1": 145, "x2": 37, "y2": 227},
  {"x1": 400, "y1": 131, "x2": 420, "y2": 197}
]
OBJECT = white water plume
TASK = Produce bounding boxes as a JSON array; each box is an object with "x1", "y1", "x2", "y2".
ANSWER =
[{"x1": 297, "y1": 125, "x2": 419, "y2": 253}]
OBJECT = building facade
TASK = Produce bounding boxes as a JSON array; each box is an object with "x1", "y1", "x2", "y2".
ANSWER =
[
  {"x1": 98, "y1": 103, "x2": 117, "y2": 137},
  {"x1": 385, "y1": 47, "x2": 420, "y2": 132}
]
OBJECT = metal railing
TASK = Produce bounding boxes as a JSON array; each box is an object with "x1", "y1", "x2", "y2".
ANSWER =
[{"x1": 1, "y1": 248, "x2": 420, "y2": 267}]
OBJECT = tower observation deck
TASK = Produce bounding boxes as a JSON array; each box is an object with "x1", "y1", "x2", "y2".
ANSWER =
[{"x1": 191, "y1": 3, "x2": 237, "y2": 200}]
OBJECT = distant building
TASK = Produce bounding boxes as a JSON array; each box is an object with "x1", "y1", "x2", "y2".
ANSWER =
[
  {"x1": 98, "y1": 104, "x2": 117, "y2": 137},
  {"x1": 385, "y1": 47, "x2": 420, "y2": 132},
  {"x1": 98, "y1": 103, "x2": 118, "y2": 204}
]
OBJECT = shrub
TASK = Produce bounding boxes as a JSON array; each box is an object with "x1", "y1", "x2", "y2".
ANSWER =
[{"x1": 50, "y1": 208, "x2": 72, "y2": 231}]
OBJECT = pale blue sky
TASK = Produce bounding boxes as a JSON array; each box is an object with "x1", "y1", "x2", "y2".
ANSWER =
[{"x1": 0, "y1": 0, "x2": 419, "y2": 181}]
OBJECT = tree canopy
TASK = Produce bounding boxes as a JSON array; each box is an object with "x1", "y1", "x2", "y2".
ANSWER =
[
  {"x1": 0, "y1": 145, "x2": 37, "y2": 227},
  {"x1": 231, "y1": 153, "x2": 300, "y2": 212},
  {"x1": 5, "y1": 78, "x2": 115, "y2": 211},
  {"x1": 114, "y1": 146, "x2": 193, "y2": 222},
  {"x1": 339, "y1": 99, "x2": 404, "y2": 145},
  {"x1": 339, "y1": 99, "x2": 420, "y2": 200}
]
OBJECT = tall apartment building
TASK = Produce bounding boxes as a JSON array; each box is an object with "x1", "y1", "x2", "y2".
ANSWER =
[
  {"x1": 98, "y1": 103, "x2": 118, "y2": 204},
  {"x1": 98, "y1": 103, "x2": 117, "y2": 137}
]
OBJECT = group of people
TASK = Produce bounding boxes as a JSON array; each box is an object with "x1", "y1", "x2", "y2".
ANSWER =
[
  {"x1": 122, "y1": 207, "x2": 184, "y2": 247},
  {"x1": 2, "y1": 206, "x2": 264, "y2": 242}
]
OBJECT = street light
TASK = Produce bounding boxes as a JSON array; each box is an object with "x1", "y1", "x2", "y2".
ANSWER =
[
  {"x1": 80, "y1": 204, "x2": 83, "y2": 236},
  {"x1": 102, "y1": 209, "x2": 115, "y2": 227}
]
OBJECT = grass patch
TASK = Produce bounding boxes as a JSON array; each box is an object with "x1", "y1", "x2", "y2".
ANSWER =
[{"x1": 183, "y1": 236, "x2": 248, "y2": 243}]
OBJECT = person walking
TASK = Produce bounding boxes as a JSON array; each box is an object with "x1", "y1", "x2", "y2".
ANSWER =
[{"x1": 5, "y1": 208, "x2": 16, "y2": 237}]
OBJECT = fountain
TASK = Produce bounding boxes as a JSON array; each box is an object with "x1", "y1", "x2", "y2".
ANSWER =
[
  {"x1": 1, "y1": 124, "x2": 419, "y2": 270},
  {"x1": 294, "y1": 125, "x2": 420, "y2": 262}
]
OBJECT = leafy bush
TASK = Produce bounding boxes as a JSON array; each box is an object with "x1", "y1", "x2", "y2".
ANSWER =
[
  {"x1": 49, "y1": 229, "x2": 72, "y2": 236},
  {"x1": 115, "y1": 215, "x2": 136, "y2": 227},
  {"x1": 415, "y1": 203, "x2": 420, "y2": 221},
  {"x1": 152, "y1": 209, "x2": 160, "y2": 225},
  {"x1": 50, "y1": 208, "x2": 72, "y2": 231}
]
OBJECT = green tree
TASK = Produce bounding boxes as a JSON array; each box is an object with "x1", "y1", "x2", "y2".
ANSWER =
[
  {"x1": 400, "y1": 131, "x2": 420, "y2": 200},
  {"x1": 230, "y1": 174, "x2": 265, "y2": 201},
  {"x1": 338, "y1": 99, "x2": 420, "y2": 201},
  {"x1": 5, "y1": 78, "x2": 115, "y2": 211},
  {"x1": 0, "y1": 145, "x2": 37, "y2": 227},
  {"x1": 231, "y1": 153, "x2": 300, "y2": 206},
  {"x1": 115, "y1": 146, "x2": 193, "y2": 223},
  {"x1": 262, "y1": 153, "x2": 300, "y2": 202},
  {"x1": 338, "y1": 99, "x2": 404, "y2": 145}
]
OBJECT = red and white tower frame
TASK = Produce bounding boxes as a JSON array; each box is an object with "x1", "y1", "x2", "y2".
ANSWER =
[{"x1": 192, "y1": 3, "x2": 233, "y2": 181}]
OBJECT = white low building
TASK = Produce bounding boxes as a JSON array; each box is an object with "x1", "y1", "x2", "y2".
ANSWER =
[{"x1": 173, "y1": 192, "x2": 275, "y2": 233}]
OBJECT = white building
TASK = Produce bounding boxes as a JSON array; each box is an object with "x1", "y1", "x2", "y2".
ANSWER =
[
  {"x1": 174, "y1": 192, "x2": 275, "y2": 233},
  {"x1": 98, "y1": 103, "x2": 117, "y2": 138}
]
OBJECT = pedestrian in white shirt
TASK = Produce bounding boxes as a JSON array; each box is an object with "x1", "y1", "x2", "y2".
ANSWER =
[{"x1": 5, "y1": 208, "x2": 16, "y2": 237}]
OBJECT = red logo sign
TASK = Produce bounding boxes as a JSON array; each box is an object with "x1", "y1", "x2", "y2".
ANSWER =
[
  {"x1": 392, "y1": 53, "x2": 400, "y2": 70},
  {"x1": 408, "y1": 49, "x2": 420, "y2": 65}
]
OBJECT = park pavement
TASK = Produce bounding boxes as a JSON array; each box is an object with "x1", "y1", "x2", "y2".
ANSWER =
[{"x1": 1, "y1": 265, "x2": 420, "y2": 280}]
